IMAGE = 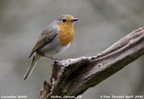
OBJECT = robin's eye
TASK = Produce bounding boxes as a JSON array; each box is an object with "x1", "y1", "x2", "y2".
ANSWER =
[{"x1": 62, "y1": 19, "x2": 66, "y2": 22}]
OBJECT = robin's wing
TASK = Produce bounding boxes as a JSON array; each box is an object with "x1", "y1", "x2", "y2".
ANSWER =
[{"x1": 28, "y1": 27, "x2": 59, "y2": 58}]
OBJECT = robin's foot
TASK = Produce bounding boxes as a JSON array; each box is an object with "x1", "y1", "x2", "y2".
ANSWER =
[
  {"x1": 43, "y1": 54, "x2": 63, "y2": 61},
  {"x1": 44, "y1": 55, "x2": 55, "y2": 60},
  {"x1": 39, "y1": 53, "x2": 62, "y2": 60},
  {"x1": 39, "y1": 53, "x2": 54, "y2": 60}
]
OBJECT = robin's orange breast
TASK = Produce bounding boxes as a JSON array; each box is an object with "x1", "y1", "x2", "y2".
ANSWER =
[{"x1": 57, "y1": 22, "x2": 75, "y2": 47}]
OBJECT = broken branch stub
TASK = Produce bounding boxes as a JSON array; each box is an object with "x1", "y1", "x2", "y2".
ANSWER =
[{"x1": 39, "y1": 27, "x2": 144, "y2": 99}]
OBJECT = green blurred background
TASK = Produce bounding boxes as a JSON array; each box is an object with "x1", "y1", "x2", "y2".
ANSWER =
[{"x1": 0, "y1": 0, "x2": 144, "y2": 99}]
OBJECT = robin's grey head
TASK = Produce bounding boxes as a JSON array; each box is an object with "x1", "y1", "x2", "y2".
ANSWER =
[
  {"x1": 54, "y1": 14, "x2": 78, "y2": 25},
  {"x1": 57, "y1": 14, "x2": 78, "y2": 23}
]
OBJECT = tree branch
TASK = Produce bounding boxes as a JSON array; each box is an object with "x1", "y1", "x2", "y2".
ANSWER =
[{"x1": 39, "y1": 27, "x2": 144, "y2": 99}]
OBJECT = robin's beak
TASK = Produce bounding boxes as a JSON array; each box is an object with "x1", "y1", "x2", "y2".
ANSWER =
[{"x1": 71, "y1": 18, "x2": 79, "y2": 22}]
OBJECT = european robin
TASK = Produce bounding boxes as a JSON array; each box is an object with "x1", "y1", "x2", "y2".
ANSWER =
[{"x1": 23, "y1": 14, "x2": 78, "y2": 80}]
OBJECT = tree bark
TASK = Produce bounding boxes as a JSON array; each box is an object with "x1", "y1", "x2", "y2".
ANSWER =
[{"x1": 39, "y1": 27, "x2": 144, "y2": 99}]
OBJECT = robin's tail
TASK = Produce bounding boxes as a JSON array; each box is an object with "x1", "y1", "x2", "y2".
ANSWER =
[{"x1": 23, "y1": 54, "x2": 41, "y2": 80}]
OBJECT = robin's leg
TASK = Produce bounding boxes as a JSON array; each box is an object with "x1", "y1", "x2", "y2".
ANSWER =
[
  {"x1": 44, "y1": 55, "x2": 62, "y2": 61},
  {"x1": 43, "y1": 55, "x2": 55, "y2": 60},
  {"x1": 42, "y1": 54, "x2": 62, "y2": 60},
  {"x1": 37, "y1": 52, "x2": 55, "y2": 60}
]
